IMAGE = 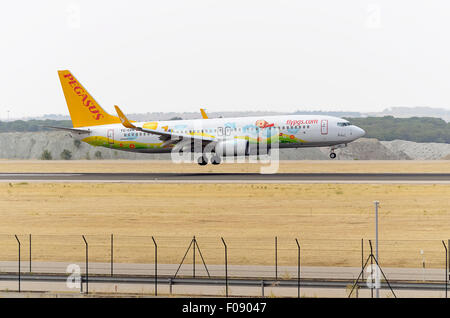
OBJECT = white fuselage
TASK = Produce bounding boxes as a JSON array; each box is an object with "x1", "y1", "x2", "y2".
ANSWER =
[{"x1": 79, "y1": 115, "x2": 365, "y2": 154}]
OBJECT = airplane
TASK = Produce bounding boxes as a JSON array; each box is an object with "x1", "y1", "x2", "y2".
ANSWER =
[{"x1": 56, "y1": 70, "x2": 366, "y2": 165}]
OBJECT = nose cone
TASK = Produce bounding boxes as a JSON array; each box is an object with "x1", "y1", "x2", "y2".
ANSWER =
[{"x1": 354, "y1": 126, "x2": 366, "y2": 138}]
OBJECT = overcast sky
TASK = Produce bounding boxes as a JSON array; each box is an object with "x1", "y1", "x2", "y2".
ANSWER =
[{"x1": 1, "y1": 0, "x2": 450, "y2": 119}]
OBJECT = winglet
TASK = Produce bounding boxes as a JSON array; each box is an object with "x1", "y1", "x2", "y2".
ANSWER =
[
  {"x1": 114, "y1": 105, "x2": 136, "y2": 129},
  {"x1": 200, "y1": 108, "x2": 209, "y2": 119}
]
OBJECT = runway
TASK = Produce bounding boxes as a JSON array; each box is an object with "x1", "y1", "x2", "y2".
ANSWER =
[
  {"x1": 0, "y1": 261, "x2": 446, "y2": 297},
  {"x1": 1, "y1": 172, "x2": 450, "y2": 183}
]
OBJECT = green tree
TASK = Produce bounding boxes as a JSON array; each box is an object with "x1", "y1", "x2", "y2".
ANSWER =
[
  {"x1": 346, "y1": 116, "x2": 450, "y2": 143},
  {"x1": 60, "y1": 149, "x2": 72, "y2": 160},
  {"x1": 40, "y1": 150, "x2": 52, "y2": 160},
  {"x1": 0, "y1": 119, "x2": 72, "y2": 133}
]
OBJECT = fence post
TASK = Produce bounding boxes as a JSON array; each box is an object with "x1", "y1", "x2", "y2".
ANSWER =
[
  {"x1": 295, "y1": 238, "x2": 300, "y2": 299},
  {"x1": 82, "y1": 235, "x2": 88, "y2": 295},
  {"x1": 369, "y1": 240, "x2": 374, "y2": 298},
  {"x1": 173, "y1": 238, "x2": 194, "y2": 279},
  {"x1": 152, "y1": 236, "x2": 157, "y2": 296},
  {"x1": 443, "y1": 240, "x2": 448, "y2": 298},
  {"x1": 361, "y1": 238, "x2": 364, "y2": 282},
  {"x1": 275, "y1": 236, "x2": 278, "y2": 280},
  {"x1": 29, "y1": 234, "x2": 32, "y2": 273},
  {"x1": 193, "y1": 236, "x2": 196, "y2": 278},
  {"x1": 15, "y1": 235, "x2": 21, "y2": 292},
  {"x1": 221, "y1": 237, "x2": 228, "y2": 297},
  {"x1": 111, "y1": 234, "x2": 113, "y2": 277},
  {"x1": 261, "y1": 280, "x2": 265, "y2": 297}
]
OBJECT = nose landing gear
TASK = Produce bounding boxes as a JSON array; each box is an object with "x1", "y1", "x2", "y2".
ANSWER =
[{"x1": 329, "y1": 143, "x2": 347, "y2": 159}]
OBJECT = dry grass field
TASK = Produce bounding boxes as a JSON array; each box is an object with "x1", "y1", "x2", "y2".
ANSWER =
[
  {"x1": 0, "y1": 180, "x2": 449, "y2": 269},
  {"x1": 0, "y1": 159, "x2": 450, "y2": 173}
]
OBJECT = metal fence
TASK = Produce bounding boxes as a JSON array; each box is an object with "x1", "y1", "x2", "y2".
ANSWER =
[{"x1": 0, "y1": 234, "x2": 448, "y2": 297}]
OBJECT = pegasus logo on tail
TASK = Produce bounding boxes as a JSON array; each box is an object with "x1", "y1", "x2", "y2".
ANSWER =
[{"x1": 63, "y1": 73, "x2": 104, "y2": 120}]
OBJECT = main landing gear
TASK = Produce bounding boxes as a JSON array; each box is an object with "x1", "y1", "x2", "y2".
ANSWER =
[
  {"x1": 210, "y1": 155, "x2": 222, "y2": 165},
  {"x1": 329, "y1": 152, "x2": 336, "y2": 159},
  {"x1": 197, "y1": 154, "x2": 222, "y2": 165},
  {"x1": 197, "y1": 156, "x2": 208, "y2": 166}
]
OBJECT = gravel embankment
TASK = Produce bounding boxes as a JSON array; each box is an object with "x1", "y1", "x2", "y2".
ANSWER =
[{"x1": 381, "y1": 140, "x2": 450, "y2": 160}]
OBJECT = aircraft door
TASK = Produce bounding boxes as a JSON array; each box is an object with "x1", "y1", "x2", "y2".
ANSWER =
[
  {"x1": 321, "y1": 120, "x2": 328, "y2": 135},
  {"x1": 107, "y1": 129, "x2": 114, "y2": 144}
]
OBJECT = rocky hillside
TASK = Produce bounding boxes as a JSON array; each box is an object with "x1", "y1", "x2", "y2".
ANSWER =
[
  {"x1": 0, "y1": 131, "x2": 168, "y2": 160},
  {"x1": 0, "y1": 132, "x2": 449, "y2": 160},
  {"x1": 380, "y1": 140, "x2": 450, "y2": 160}
]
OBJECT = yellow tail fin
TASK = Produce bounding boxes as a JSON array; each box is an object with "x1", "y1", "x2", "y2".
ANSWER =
[
  {"x1": 200, "y1": 108, "x2": 209, "y2": 119},
  {"x1": 58, "y1": 70, "x2": 121, "y2": 128}
]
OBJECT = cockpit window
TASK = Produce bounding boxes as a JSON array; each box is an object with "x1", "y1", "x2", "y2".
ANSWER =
[{"x1": 337, "y1": 122, "x2": 351, "y2": 127}]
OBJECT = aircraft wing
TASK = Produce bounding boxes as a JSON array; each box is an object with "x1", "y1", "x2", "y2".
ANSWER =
[{"x1": 114, "y1": 105, "x2": 216, "y2": 143}]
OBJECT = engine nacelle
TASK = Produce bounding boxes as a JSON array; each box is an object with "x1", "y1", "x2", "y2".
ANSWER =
[{"x1": 214, "y1": 139, "x2": 249, "y2": 157}]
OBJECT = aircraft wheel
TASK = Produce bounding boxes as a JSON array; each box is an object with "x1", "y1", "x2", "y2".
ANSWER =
[
  {"x1": 197, "y1": 156, "x2": 208, "y2": 165},
  {"x1": 329, "y1": 152, "x2": 336, "y2": 159},
  {"x1": 211, "y1": 155, "x2": 222, "y2": 165}
]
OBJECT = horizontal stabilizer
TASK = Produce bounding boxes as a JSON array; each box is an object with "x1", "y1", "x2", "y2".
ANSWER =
[{"x1": 44, "y1": 126, "x2": 91, "y2": 134}]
